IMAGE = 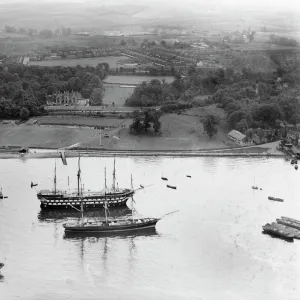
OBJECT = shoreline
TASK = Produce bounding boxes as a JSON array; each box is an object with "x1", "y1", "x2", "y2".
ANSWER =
[{"x1": 0, "y1": 149, "x2": 286, "y2": 159}]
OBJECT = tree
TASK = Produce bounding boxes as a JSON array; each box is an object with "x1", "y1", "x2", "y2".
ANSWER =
[
  {"x1": 5, "y1": 25, "x2": 16, "y2": 33},
  {"x1": 39, "y1": 29, "x2": 54, "y2": 38},
  {"x1": 81, "y1": 88, "x2": 92, "y2": 99},
  {"x1": 130, "y1": 109, "x2": 162, "y2": 134},
  {"x1": 89, "y1": 88, "x2": 104, "y2": 106},
  {"x1": 252, "y1": 104, "x2": 283, "y2": 126},
  {"x1": 236, "y1": 119, "x2": 248, "y2": 133},
  {"x1": 228, "y1": 110, "x2": 252, "y2": 129},
  {"x1": 203, "y1": 115, "x2": 220, "y2": 138},
  {"x1": 20, "y1": 107, "x2": 30, "y2": 120}
]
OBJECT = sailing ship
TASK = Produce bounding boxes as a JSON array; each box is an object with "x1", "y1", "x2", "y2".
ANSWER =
[
  {"x1": 37, "y1": 156, "x2": 135, "y2": 209},
  {"x1": 63, "y1": 170, "x2": 165, "y2": 235}
]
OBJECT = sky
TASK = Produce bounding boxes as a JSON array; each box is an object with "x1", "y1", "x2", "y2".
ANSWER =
[{"x1": 0, "y1": 0, "x2": 299, "y2": 11}]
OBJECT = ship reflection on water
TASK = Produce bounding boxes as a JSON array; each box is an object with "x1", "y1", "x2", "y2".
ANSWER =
[
  {"x1": 37, "y1": 206, "x2": 159, "y2": 272},
  {"x1": 63, "y1": 232, "x2": 159, "y2": 270},
  {"x1": 37, "y1": 207, "x2": 133, "y2": 222}
]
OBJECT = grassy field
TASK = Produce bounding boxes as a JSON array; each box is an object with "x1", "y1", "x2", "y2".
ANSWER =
[
  {"x1": 103, "y1": 75, "x2": 174, "y2": 85},
  {"x1": 80, "y1": 105, "x2": 233, "y2": 150},
  {"x1": 0, "y1": 106, "x2": 233, "y2": 150},
  {"x1": 28, "y1": 56, "x2": 130, "y2": 68},
  {"x1": 102, "y1": 85, "x2": 135, "y2": 106},
  {"x1": 0, "y1": 123, "x2": 97, "y2": 149}
]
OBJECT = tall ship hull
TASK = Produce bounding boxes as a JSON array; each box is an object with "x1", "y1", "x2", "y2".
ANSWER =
[
  {"x1": 63, "y1": 218, "x2": 159, "y2": 234},
  {"x1": 38, "y1": 189, "x2": 134, "y2": 209},
  {"x1": 37, "y1": 155, "x2": 135, "y2": 210}
]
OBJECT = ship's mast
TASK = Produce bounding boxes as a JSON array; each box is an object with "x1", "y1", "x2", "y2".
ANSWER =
[
  {"x1": 77, "y1": 155, "x2": 81, "y2": 196},
  {"x1": 131, "y1": 174, "x2": 134, "y2": 221},
  {"x1": 80, "y1": 196, "x2": 84, "y2": 224},
  {"x1": 104, "y1": 167, "x2": 108, "y2": 224},
  {"x1": 112, "y1": 155, "x2": 116, "y2": 191},
  {"x1": 54, "y1": 160, "x2": 57, "y2": 194}
]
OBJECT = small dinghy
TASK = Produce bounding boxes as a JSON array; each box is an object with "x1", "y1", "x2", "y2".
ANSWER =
[
  {"x1": 31, "y1": 182, "x2": 38, "y2": 188},
  {"x1": 167, "y1": 185, "x2": 177, "y2": 190},
  {"x1": 0, "y1": 188, "x2": 7, "y2": 199},
  {"x1": 140, "y1": 184, "x2": 144, "y2": 189},
  {"x1": 161, "y1": 177, "x2": 168, "y2": 181},
  {"x1": 252, "y1": 186, "x2": 258, "y2": 190},
  {"x1": 268, "y1": 196, "x2": 284, "y2": 202},
  {"x1": 186, "y1": 175, "x2": 191, "y2": 178},
  {"x1": 0, "y1": 263, "x2": 4, "y2": 277},
  {"x1": 295, "y1": 165, "x2": 298, "y2": 170}
]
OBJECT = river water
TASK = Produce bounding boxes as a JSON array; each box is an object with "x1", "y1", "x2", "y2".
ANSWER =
[{"x1": 0, "y1": 156, "x2": 300, "y2": 300}]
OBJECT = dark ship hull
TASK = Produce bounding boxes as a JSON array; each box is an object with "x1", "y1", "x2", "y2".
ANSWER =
[
  {"x1": 37, "y1": 189, "x2": 134, "y2": 209},
  {"x1": 63, "y1": 218, "x2": 159, "y2": 235}
]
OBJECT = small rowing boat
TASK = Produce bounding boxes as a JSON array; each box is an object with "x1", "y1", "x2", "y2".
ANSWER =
[
  {"x1": 268, "y1": 196, "x2": 284, "y2": 202},
  {"x1": 167, "y1": 185, "x2": 177, "y2": 190}
]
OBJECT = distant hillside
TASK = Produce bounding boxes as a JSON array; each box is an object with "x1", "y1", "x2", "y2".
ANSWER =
[{"x1": 0, "y1": 0, "x2": 299, "y2": 33}]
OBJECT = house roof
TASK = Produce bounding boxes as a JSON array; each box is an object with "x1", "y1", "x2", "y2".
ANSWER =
[{"x1": 228, "y1": 130, "x2": 246, "y2": 141}]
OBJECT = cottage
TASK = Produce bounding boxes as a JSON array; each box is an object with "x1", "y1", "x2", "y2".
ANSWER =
[
  {"x1": 26, "y1": 119, "x2": 38, "y2": 125},
  {"x1": 228, "y1": 130, "x2": 246, "y2": 143}
]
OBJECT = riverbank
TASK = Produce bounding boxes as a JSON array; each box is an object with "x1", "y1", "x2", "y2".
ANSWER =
[
  {"x1": 0, "y1": 151, "x2": 285, "y2": 159},
  {"x1": 0, "y1": 140, "x2": 285, "y2": 159}
]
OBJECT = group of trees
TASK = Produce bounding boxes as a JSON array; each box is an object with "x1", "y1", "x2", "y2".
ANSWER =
[
  {"x1": 130, "y1": 108, "x2": 162, "y2": 134},
  {"x1": 269, "y1": 34, "x2": 298, "y2": 47},
  {"x1": 4, "y1": 25, "x2": 72, "y2": 37},
  {"x1": 125, "y1": 79, "x2": 178, "y2": 107},
  {"x1": 0, "y1": 62, "x2": 109, "y2": 118},
  {"x1": 208, "y1": 65, "x2": 300, "y2": 135}
]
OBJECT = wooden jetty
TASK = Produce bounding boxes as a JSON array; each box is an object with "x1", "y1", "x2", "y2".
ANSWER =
[{"x1": 263, "y1": 217, "x2": 300, "y2": 242}]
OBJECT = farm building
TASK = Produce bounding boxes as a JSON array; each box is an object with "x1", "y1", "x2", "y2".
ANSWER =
[{"x1": 228, "y1": 130, "x2": 246, "y2": 143}]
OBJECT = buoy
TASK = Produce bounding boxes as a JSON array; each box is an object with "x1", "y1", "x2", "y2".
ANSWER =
[{"x1": 295, "y1": 165, "x2": 298, "y2": 170}]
